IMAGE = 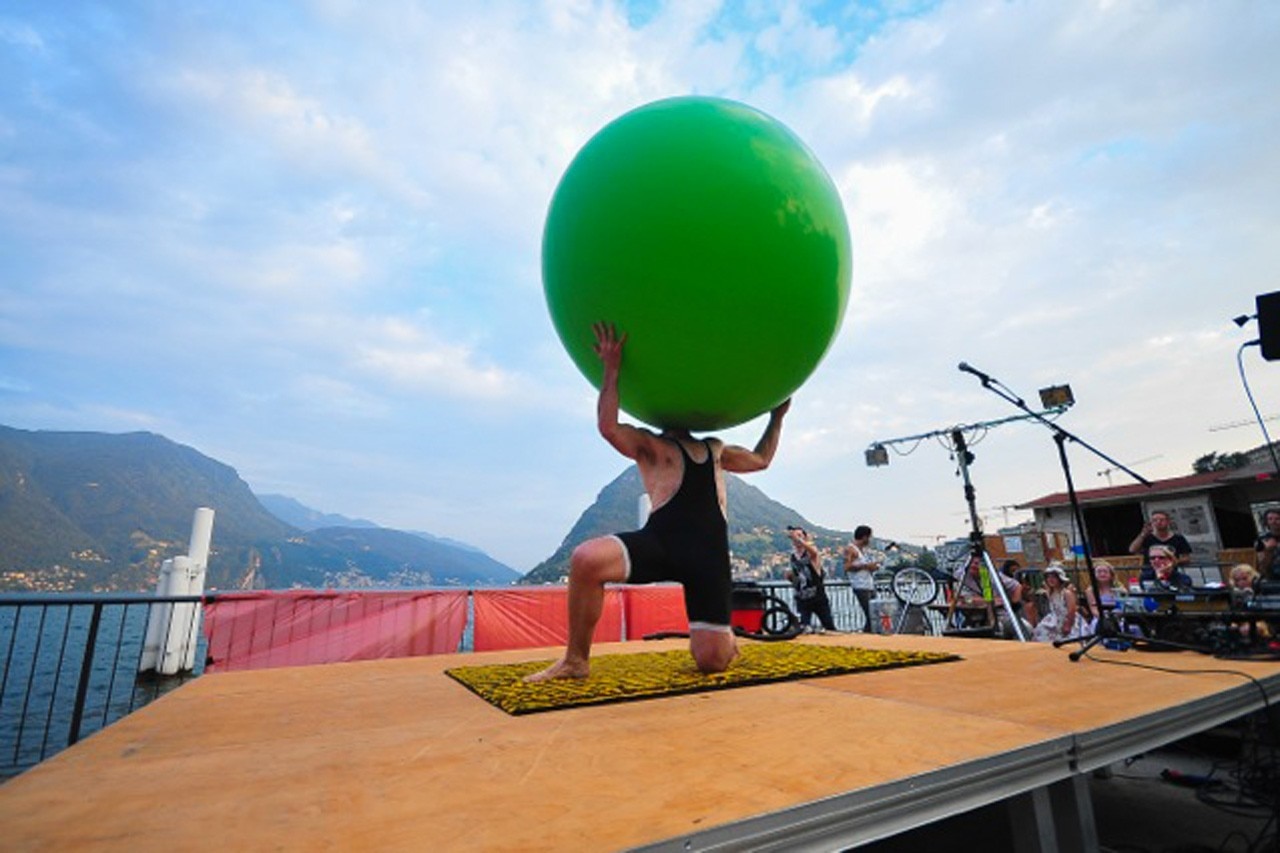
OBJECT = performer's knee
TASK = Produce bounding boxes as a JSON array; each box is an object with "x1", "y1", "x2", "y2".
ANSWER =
[{"x1": 569, "y1": 538, "x2": 625, "y2": 585}]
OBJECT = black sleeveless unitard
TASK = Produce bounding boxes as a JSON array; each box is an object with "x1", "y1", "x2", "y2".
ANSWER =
[{"x1": 615, "y1": 439, "x2": 732, "y2": 626}]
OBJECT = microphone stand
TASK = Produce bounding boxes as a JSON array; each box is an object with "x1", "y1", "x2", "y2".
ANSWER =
[
  {"x1": 957, "y1": 364, "x2": 1198, "y2": 659},
  {"x1": 949, "y1": 428, "x2": 1028, "y2": 641}
]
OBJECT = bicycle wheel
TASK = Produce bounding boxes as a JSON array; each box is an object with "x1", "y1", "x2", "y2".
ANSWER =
[
  {"x1": 761, "y1": 602, "x2": 798, "y2": 636},
  {"x1": 892, "y1": 567, "x2": 938, "y2": 606}
]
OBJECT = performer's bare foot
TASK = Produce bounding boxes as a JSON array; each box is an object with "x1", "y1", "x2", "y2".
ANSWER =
[{"x1": 523, "y1": 657, "x2": 590, "y2": 682}]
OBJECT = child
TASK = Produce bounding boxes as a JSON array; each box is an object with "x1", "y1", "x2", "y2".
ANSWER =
[{"x1": 1229, "y1": 563, "x2": 1268, "y2": 640}]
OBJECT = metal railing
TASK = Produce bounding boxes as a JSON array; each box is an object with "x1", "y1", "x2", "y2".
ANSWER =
[
  {"x1": 0, "y1": 593, "x2": 205, "y2": 779},
  {"x1": 760, "y1": 576, "x2": 948, "y2": 634}
]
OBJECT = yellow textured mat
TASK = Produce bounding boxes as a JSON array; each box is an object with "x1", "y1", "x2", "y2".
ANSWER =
[{"x1": 445, "y1": 642, "x2": 961, "y2": 715}]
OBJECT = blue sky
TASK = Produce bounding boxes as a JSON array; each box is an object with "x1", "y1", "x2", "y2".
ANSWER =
[{"x1": 2, "y1": 1, "x2": 1278, "y2": 571}]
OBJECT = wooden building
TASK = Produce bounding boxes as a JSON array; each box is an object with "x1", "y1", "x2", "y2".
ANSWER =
[{"x1": 1015, "y1": 444, "x2": 1280, "y2": 569}]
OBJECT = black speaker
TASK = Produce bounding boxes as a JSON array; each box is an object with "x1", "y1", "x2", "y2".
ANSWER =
[{"x1": 1259, "y1": 291, "x2": 1280, "y2": 361}]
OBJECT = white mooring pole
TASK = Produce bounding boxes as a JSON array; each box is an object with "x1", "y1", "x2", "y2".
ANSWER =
[{"x1": 140, "y1": 507, "x2": 215, "y2": 676}]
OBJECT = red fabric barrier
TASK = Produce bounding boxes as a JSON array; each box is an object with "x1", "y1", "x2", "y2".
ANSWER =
[
  {"x1": 203, "y1": 590, "x2": 468, "y2": 672},
  {"x1": 621, "y1": 584, "x2": 688, "y2": 639},
  {"x1": 471, "y1": 587, "x2": 624, "y2": 652}
]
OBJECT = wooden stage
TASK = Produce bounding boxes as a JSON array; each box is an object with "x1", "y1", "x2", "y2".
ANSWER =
[{"x1": 2, "y1": 633, "x2": 1277, "y2": 851}]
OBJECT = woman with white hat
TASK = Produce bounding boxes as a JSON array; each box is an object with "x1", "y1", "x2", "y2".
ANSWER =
[{"x1": 1032, "y1": 563, "x2": 1079, "y2": 643}]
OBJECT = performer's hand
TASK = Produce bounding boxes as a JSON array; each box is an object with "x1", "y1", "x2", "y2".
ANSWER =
[{"x1": 592, "y1": 322, "x2": 626, "y2": 370}]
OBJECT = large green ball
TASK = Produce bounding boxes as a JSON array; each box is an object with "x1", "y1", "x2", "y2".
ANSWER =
[{"x1": 543, "y1": 96, "x2": 851, "y2": 431}]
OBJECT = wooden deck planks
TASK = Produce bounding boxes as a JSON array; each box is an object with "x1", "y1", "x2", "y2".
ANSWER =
[{"x1": 2, "y1": 634, "x2": 1277, "y2": 851}]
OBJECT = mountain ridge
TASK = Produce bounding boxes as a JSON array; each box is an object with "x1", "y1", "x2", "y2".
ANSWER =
[
  {"x1": 522, "y1": 465, "x2": 867, "y2": 584},
  {"x1": 0, "y1": 425, "x2": 519, "y2": 591}
]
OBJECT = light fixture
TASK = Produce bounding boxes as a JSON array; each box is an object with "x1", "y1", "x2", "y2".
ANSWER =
[{"x1": 1038, "y1": 384, "x2": 1075, "y2": 409}]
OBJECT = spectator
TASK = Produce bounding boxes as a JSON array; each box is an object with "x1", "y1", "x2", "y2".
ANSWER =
[
  {"x1": 1230, "y1": 562, "x2": 1260, "y2": 594},
  {"x1": 999, "y1": 559, "x2": 1028, "y2": 625},
  {"x1": 956, "y1": 553, "x2": 1023, "y2": 638},
  {"x1": 1255, "y1": 509, "x2": 1280, "y2": 579},
  {"x1": 1032, "y1": 564, "x2": 1079, "y2": 643},
  {"x1": 1128, "y1": 510, "x2": 1192, "y2": 581},
  {"x1": 1082, "y1": 561, "x2": 1124, "y2": 627},
  {"x1": 784, "y1": 526, "x2": 836, "y2": 633},
  {"x1": 1228, "y1": 563, "x2": 1268, "y2": 641},
  {"x1": 843, "y1": 525, "x2": 880, "y2": 633},
  {"x1": 1073, "y1": 561, "x2": 1126, "y2": 637},
  {"x1": 1014, "y1": 568, "x2": 1041, "y2": 628},
  {"x1": 1142, "y1": 545, "x2": 1193, "y2": 592}
]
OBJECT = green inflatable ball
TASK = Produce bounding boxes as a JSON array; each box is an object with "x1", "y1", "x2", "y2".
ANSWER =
[{"x1": 542, "y1": 96, "x2": 851, "y2": 431}]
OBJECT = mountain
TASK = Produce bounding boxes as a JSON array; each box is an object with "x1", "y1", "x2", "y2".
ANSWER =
[
  {"x1": 256, "y1": 493, "x2": 379, "y2": 531},
  {"x1": 256, "y1": 494, "x2": 503, "y2": 573},
  {"x1": 522, "y1": 465, "x2": 863, "y2": 584},
  {"x1": 278, "y1": 527, "x2": 517, "y2": 588},
  {"x1": 0, "y1": 426, "x2": 520, "y2": 591}
]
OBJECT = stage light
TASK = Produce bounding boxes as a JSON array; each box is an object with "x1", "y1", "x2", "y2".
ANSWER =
[
  {"x1": 1038, "y1": 384, "x2": 1075, "y2": 409},
  {"x1": 865, "y1": 444, "x2": 889, "y2": 467}
]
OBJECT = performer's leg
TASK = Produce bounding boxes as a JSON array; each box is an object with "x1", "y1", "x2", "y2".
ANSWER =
[
  {"x1": 689, "y1": 625, "x2": 738, "y2": 674},
  {"x1": 525, "y1": 536, "x2": 628, "y2": 682}
]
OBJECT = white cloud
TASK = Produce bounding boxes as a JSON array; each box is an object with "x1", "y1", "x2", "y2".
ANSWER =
[
  {"x1": 2, "y1": 1, "x2": 1279, "y2": 570},
  {"x1": 352, "y1": 316, "x2": 522, "y2": 402}
]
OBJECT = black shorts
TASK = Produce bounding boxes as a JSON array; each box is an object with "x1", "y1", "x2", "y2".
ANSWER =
[{"x1": 614, "y1": 530, "x2": 731, "y2": 628}]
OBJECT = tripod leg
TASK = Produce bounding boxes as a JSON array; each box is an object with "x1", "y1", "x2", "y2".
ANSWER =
[
  {"x1": 981, "y1": 551, "x2": 1028, "y2": 642},
  {"x1": 1066, "y1": 632, "x2": 1105, "y2": 661}
]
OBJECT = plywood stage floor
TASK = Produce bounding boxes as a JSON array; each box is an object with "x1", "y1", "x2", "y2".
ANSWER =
[{"x1": 1, "y1": 633, "x2": 1277, "y2": 851}]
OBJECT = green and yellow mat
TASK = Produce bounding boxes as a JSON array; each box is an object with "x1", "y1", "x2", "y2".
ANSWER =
[{"x1": 446, "y1": 643, "x2": 961, "y2": 715}]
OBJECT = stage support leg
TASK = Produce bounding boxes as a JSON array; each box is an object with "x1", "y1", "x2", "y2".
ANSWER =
[{"x1": 1006, "y1": 776, "x2": 1098, "y2": 853}]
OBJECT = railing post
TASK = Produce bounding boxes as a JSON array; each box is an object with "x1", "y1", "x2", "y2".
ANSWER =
[{"x1": 68, "y1": 602, "x2": 104, "y2": 747}]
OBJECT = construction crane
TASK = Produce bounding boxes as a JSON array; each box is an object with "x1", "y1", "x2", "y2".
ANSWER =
[
  {"x1": 1209, "y1": 415, "x2": 1279, "y2": 432},
  {"x1": 950, "y1": 504, "x2": 1030, "y2": 528},
  {"x1": 1096, "y1": 455, "x2": 1161, "y2": 486}
]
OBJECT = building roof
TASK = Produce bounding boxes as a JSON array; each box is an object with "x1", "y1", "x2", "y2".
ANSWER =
[{"x1": 1017, "y1": 444, "x2": 1280, "y2": 510}]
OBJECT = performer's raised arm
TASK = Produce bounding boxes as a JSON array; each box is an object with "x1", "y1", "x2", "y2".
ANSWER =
[
  {"x1": 593, "y1": 322, "x2": 651, "y2": 461},
  {"x1": 721, "y1": 398, "x2": 790, "y2": 473}
]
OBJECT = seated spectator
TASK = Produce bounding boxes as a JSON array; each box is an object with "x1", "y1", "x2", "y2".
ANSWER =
[
  {"x1": 956, "y1": 553, "x2": 1023, "y2": 638},
  {"x1": 999, "y1": 559, "x2": 1029, "y2": 625},
  {"x1": 1032, "y1": 563, "x2": 1079, "y2": 643},
  {"x1": 1129, "y1": 510, "x2": 1192, "y2": 581},
  {"x1": 1085, "y1": 560, "x2": 1126, "y2": 614},
  {"x1": 1141, "y1": 545, "x2": 1193, "y2": 592},
  {"x1": 1015, "y1": 568, "x2": 1041, "y2": 628},
  {"x1": 1230, "y1": 562, "x2": 1260, "y2": 595},
  {"x1": 1228, "y1": 563, "x2": 1269, "y2": 640}
]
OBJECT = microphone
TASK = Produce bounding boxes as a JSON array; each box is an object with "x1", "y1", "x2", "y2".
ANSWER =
[{"x1": 957, "y1": 362, "x2": 991, "y2": 383}]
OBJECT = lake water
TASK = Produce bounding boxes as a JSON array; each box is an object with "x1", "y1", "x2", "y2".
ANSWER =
[{"x1": 0, "y1": 599, "x2": 203, "y2": 777}]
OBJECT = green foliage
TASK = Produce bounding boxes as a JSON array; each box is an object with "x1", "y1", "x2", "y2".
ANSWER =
[{"x1": 1192, "y1": 451, "x2": 1249, "y2": 473}]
